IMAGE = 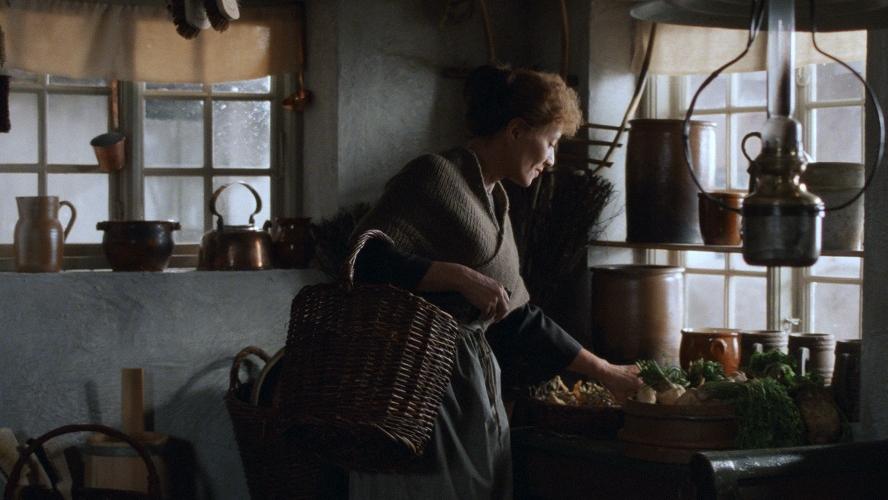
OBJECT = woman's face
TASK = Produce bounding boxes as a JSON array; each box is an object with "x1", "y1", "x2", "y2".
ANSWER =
[{"x1": 505, "y1": 121, "x2": 563, "y2": 187}]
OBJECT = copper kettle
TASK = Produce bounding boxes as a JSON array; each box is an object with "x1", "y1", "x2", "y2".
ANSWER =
[{"x1": 198, "y1": 182, "x2": 273, "y2": 271}]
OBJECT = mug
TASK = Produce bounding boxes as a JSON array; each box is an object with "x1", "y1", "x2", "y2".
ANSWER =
[
  {"x1": 680, "y1": 328, "x2": 741, "y2": 375},
  {"x1": 738, "y1": 330, "x2": 788, "y2": 369},
  {"x1": 788, "y1": 333, "x2": 836, "y2": 384},
  {"x1": 833, "y1": 339, "x2": 861, "y2": 422}
]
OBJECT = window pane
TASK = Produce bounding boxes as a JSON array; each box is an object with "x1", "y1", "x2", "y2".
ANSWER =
[
  {"x1": 814, "y1": 106, "x2": 862, "y2": 163},
  {"x1": 212, "y1": 77, "x2": 271, "y2": 93},
  {"x1": 731, "y1": 112, "x2": 766, "y2": 191},
  {"x1": 146, "y1": 82, "x2": 203, "y2": 91},
  {"x1": 0, "y1": 174, "x2": 38, "y2": 244},
  {"x1": 729, "y1": 254, "x2": 765, "y2": 272},
  {"x1": 47, "y1": 94, "x2": 108, "y2": 165},
  {"x1": 694, "y1": 114, "x2": 727, "y2": 189},
  {"x1": 733, "y1": 71, "x2": 766, "y2": 107},
  {"x1": 685, "y1": 251, "x2": 725, "y2": 270},
  {"x1": 809, "y1": 256, "x2": 861, "y2": 279},
  {"x1": 0, "y1": 93, "x2": 39, "y2": 164},
  {"x1": 145, "y1": 176, "x2": 205, "y2": 244},
  {"x1": 49, "y1": 76, "x2": 107, "y2": 87},
  {"x1": 810, "y1": 282, "x2": 860, "y2": 340},
  {"x1": 730, "y1": 276, "x2": 766, "y2": 329},
  {"x1": 47, "y1": 174, "x2": 108, "y2": 244},
  {"x1": 211, "y1": 176, "x2": 271, "y2": 228},
  {"x1": 144, "y1": 99, "x2": 204, "y2": 167},
  {"x1": 815, "y1": 61, "x2": 864, "y2": 101},
  {"x1": 687, "y1": 274, "x2": 725, "y2": 328},
  {"x1": 213, "y1": 101, "x2": 271, "y2": 168},
  {"x1": 687, "y1": 74, "x2": 727, "y2": 109}
]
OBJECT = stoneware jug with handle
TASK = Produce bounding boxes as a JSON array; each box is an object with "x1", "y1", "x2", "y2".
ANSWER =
[{"x1": 14, "y1": 196, "x2": 77, "y2": 272}]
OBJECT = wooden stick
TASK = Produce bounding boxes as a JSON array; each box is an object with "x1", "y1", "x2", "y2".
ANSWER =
[{"x1": 121, "y1": 368, "x2": 144, "y2": 437}]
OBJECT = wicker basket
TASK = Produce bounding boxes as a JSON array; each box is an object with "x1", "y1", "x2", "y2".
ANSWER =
[
  {"x1": 279, "y1": 229, "x2": 461, "y2": 472},
  {"x1": 225, "y1": 346, "x2": 339, "y2": 500}
]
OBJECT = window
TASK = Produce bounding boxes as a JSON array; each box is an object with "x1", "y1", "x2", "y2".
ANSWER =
[
  {"x1": 644, "y1": 62, "x2": 865, "y2": 337},
  {"x1": 0, "y1": 72, "x2": 296, "y2": 270}
]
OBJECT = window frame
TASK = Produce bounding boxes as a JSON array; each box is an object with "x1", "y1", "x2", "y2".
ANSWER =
[
  {"x1": 643, "y1": 63, "x2": 865, "y2": 336},
  {"x1": 0, "y1": 73, "x2": 301, "y2": 270}
]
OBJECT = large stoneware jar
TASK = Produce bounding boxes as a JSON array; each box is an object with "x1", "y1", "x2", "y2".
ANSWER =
[
  {"x1": 590, "y1": 265, "x2": 685, "y2": 366},
  {"x1": 626, "y1": 119, "x2": 716, "y2": 243}
]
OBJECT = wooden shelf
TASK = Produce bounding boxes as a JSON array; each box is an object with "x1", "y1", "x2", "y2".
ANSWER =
[{"x1": 589, "y1": 240, "x2": 864, "y2": 258}]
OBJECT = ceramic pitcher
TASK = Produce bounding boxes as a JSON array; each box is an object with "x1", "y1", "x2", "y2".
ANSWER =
[
  {"x1": 789, "y1": 333, "x2": 836, "y2": 384},
  {"x1": 14, "y1": 196, "x2": 77, "y2": 272}
]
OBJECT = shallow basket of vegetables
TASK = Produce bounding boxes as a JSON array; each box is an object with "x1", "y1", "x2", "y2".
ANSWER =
[
  {"x1": 524, "y1": 376, "x2": 624, "y2": 439},
  {"x1": 619, "y1": 354, "x2": 845, "y2": 464}
]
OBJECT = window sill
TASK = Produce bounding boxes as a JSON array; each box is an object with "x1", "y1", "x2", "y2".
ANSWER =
[{"x1": 589, "y1": 240, "x2": 864, "y2": 258}]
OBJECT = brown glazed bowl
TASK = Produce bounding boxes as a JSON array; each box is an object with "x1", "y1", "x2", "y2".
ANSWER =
[
  {"x1": 698, "y1": 191, "x2": 744, "y2": 246},
  {"x1": 97, "y1": 220, "x2": 180, "y2": 271},
  {"x1": 680, "y1": 328, "x2": 741, "y2": 375}
]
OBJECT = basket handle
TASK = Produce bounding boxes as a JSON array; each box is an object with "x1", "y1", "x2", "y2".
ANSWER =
[
  {"x1": 3, "y1": 424, "x2": 162, "y2": 500},
  {"x1": 228, "y1": 346, "x2": 271, "y2": 395},
  {"x1": 341, "y1": 229, "x2": 395, "y2": 289}
]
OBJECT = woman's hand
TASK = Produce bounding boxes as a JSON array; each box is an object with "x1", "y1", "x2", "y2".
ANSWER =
[
  {"x1": 419, "y1": 261, "x2": 510, "y2": 322},
  {"x1": 568, "y1": 349, "x2": 642, "y2": 402}
]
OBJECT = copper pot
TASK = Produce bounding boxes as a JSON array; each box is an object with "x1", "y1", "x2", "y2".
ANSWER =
[
  {"x1": 698, "y1": 191, "x2": 744, "y2": 246},
  {"x1": 198, "y1": 182, "x2": 272, "y2": 271},
  {"x1": 680, "y1": 328, "x2": 741, "y2": 375},
  {"x1": 97, "y1": 220, "x2": 180, "y2": 271}
]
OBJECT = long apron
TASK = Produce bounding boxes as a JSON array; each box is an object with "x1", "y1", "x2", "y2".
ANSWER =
[{"x1": 349, "y1": 323, "x2": 512, "y2": 500}]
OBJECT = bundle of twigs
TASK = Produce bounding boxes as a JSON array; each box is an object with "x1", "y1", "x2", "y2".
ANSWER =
[
  {"x1": 309, "y1": 203, "x2": 372, "y2": 279},
  {"x1": 506, "y1": 167, "x2": 614, "y2": 310}
]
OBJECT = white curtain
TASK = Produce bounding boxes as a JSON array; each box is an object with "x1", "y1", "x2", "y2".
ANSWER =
[
  {"x1": 0, "y1": 0, "x2": 304, "y2": 83},
  {"x1": 633, "y1": 21, "x2": 867, "y2": 75}
]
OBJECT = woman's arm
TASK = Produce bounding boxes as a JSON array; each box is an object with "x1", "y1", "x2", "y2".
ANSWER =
[{"x1": 354, "y1": 238, "x2": 511, "y2": 322}]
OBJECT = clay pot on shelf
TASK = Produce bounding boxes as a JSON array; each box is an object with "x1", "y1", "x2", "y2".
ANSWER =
[
  {"x1": 789, "y1": 333, "x2": 837, "y2": 385},
  {"x1": 738, "y1": 329, "x2": 788, "y2": 369},
  {"x1": 698, "y1": 191, "x2": 744, "y2": 246},
  {"x1": 590, "y1": 265, "x2": 685, "y2": 367},
  {"x1": 96, "y1": 220, "x2": 181, "y2": 271},
  {"x1": 14, "y1": 196, "x2": 77, "y2": 273},
  {"x1": 801, "y1": 162, "x2": 864, "y2": 251},
  {"x1": 626, "y1": 119, "x2": 717, "y2": 244},
  {"x1": 679, "y1": 328, "x2": 741, "y2": 375},
  {"x1": 263, "y1": 217, "x2": 313, "y2": 268}
]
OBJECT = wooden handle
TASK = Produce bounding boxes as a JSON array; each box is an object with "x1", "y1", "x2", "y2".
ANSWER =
[
  {"x1": 228, "y1": 346, "x2": 270, "y2": 395},
  {"x1": 121, "y1": 368, "x2": 144, "y2": 437}
]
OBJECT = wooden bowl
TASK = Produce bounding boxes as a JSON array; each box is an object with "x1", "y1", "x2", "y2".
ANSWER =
[{"x1": 618, "y1": 399, "x2": 737, "y2": 463}]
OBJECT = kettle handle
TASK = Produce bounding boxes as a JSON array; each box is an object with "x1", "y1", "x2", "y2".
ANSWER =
[{"x1": 209, "y1": 182, "x2": 263, "y2": 230}]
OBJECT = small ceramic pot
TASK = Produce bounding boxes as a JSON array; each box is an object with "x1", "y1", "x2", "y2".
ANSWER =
[
  {"x1": 698, "y1": 191, "x2": 744, "y2": 246},
  {"x1": 833, "y1": 339, "x2": 861, "y2": 421},
  {"x1": 789, "y1": 333, "x2": 836, "y2": 384},
  {"x1": 680, "y1": 328, "x2": 741, "y2": 375},
  {"x1": 738, "y1": 330, "x2": 788, "y2": 369}
]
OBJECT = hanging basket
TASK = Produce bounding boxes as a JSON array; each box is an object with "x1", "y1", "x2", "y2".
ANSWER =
[{"x1": 278, "y1": 229, "x2": 461, "y2": 472}]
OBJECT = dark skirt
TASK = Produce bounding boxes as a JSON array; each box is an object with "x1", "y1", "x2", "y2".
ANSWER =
[{"x1": 349, "y1": 323, "x2": 512, "y2": 499}]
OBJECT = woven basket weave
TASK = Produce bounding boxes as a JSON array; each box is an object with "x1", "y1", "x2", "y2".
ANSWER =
[
  {"x1": 279, "y1": 229, "x2": 461, "y2": 472},
  {"x1": 224, "y1": 346, "x2": 330, "y2": 500}
]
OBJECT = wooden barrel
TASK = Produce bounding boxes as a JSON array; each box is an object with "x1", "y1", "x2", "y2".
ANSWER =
[{"x1": 82, "y1": 432, "x2": 169, "y2": 496}]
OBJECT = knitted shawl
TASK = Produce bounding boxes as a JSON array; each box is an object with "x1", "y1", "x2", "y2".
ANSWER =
[{"x1": 353, "y1": 147, "x2": 530, "y2": 324}]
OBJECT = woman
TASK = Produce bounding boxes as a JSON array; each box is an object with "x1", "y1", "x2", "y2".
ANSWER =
[{"x1": 350, "y1": 64, "x2": 641, "y2": 499}]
